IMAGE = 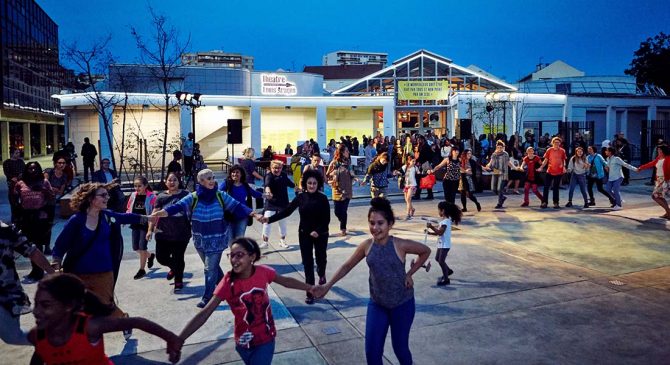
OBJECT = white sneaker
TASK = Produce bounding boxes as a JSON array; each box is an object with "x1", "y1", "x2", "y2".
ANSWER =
[
  {"x1": 612, "y1": 205, "x2": 622, "y2": 211},
  {"x1": 259, "y1": 242, "x2": 269, "y2": 249},
  {"x1": 278, "y1": 239, "x2": 289, "y2": 249}
]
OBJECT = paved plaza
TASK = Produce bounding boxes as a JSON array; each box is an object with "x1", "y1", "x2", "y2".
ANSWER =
[{"x1": 2, "y1": 175, "x2": 670, "y2": 365}]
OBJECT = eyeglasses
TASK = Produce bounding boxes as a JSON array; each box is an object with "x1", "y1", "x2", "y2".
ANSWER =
[
  {"x1": 227, "y1": 251, "x2": 248, "y2": 259},
  {"x1": 95, "y1": 192, "x2": 110, "y2": 198}
]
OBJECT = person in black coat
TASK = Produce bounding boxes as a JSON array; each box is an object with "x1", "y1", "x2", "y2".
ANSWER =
[
  {"x1": 81, "y1": 137, "x2": 98, "y2": 182},
  {"x1": 414, "y1": 135, "x2": 434, "y2": 200},
  {"x1": 262, "y1": 169, "x2": 330, "y2": 304}
]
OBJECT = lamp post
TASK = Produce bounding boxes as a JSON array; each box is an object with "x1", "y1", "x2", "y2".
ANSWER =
[{"x1": 175, "y1": 91, "x2": 202, "y2": 141}]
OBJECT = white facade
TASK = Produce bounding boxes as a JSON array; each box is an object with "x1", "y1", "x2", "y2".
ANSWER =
[
  {"x1": 323, "y1": 51, "x2": 388, "y2": 66},
  {"x1": 56, "y1": 92, "x2": 395, "y2": 169}
]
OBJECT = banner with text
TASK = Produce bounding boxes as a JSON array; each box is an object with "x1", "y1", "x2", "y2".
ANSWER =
[{"x1": 397, "y1": 80, "x2": 450, "y2": 101}]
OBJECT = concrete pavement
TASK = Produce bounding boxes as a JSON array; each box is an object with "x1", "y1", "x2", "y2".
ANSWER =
[{"x1": 2, "y1": 175, "x2": 669, "y2": 365}]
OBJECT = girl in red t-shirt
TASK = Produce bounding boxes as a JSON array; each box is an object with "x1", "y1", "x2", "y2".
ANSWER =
[
  {"x1": 178, "y1": 237, "x2": 315, "y2": 365},
  {"x1": 29, "y1": 273, "x2": 181, "y2": 365},
  {"x1": 518, "y1": 147, "x2": 544, "y2": 207}
]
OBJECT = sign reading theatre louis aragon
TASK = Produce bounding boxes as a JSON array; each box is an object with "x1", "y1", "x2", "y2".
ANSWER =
[
  {"x1": 397, "y1": 80, "x2": 449, "y2": 101},
  {"x1": 261, "y1": 73, "x2": 298, "y2": 96}
]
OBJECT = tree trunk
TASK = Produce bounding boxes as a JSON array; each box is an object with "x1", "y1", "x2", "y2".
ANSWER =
[{"x1": 160, "y1": 85, "x2": 169, "y2": 182}]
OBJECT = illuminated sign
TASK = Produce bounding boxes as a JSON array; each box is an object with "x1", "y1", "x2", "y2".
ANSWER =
[
  {"x1": 398, "y1": 80, "x2": 449, "y2": 100},
  {"x1": 260, "y1": 73, "x2": 297, "y2": 96}
]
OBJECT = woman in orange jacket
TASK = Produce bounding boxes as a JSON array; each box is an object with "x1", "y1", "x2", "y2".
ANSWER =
[{"x1": 638, "y1": 145, "x2": 670, "y2": 219}]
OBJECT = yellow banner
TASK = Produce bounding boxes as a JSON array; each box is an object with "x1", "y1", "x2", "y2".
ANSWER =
[{"x1": 397, "y1": 80, "x2": 450, "y2": 100}]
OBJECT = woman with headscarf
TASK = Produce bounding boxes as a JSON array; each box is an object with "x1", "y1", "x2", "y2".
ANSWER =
[{"x1": 15, "y1": 162, "x2": 53, "y2": 282}]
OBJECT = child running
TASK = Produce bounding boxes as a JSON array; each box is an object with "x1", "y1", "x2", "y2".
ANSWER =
[
  {"x1": 178, "y1": 237, "x2": 316, "y2": 365},
  {"x1": 426, "y1": 202, "x2": 462, "y2": 286},
  {"x1": 29, "y1": 273, "x2": 181, "y2": 365}
]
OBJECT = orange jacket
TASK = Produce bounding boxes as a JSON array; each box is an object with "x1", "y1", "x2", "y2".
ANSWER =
[{"x1": 638, "y1": 156, "x2": 670, "y2": 182}]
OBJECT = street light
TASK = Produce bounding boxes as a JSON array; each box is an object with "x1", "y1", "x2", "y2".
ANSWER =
[{"x1": 175, "y1": 91, "x2": 202, "y2": 141}]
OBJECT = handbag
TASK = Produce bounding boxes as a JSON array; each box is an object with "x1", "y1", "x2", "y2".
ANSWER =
[
  {"x1": 62, "y1": 215, "x2": 102, "y2": 273},
  {"x1": 419, "y1": 173, "x2": 436, "y2": 189}
]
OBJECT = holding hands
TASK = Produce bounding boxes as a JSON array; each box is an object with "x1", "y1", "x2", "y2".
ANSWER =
[{"x1": 166, "y1": 333, "x2": 184, "y2": 364}]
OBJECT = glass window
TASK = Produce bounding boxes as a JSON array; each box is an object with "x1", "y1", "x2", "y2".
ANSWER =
[{"x1": 30, "y1": 123, "x2": 41, "y2": 156}]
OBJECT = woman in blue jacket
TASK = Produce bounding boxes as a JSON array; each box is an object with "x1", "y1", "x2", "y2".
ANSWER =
[
  {"x1": 52, "y1": 183, "x2": 155, "y2": 340},
  {"x1": 586, "y1": 145, "x2": 615, "y2": 207}
]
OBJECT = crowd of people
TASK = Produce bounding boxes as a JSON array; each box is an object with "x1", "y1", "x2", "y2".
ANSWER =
[{"x1": 1, "y1": 127, "x2": 668, "y2": 365}]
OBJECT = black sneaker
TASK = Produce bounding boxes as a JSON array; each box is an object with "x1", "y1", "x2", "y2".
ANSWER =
[
  {"x1": 147, "y1": 253, "x2": 156, "y2": 269},
  {"x1": 447, "y1": 268, "x2": 454, "y2": 276},
  {"x1": 565, "y1": 201, "x2": 573, "y2": 207},
  {"x1": 583, "y1": 203, "x2": 589, "y2": 209},
  {"x1": 197, "y1": 299, "x2": 208, "y2": 308},
  {"x1": 437, "y1": 278, "x2": 450, "y2": 286},
  {"x1": 166, "y1": 270, "x2": 175, "y2": 281},
  {"x1": 461, "y1": 208, "x2": 468, "y2": 212},
  {"x1": 174, "y1": 283, "x2": 184, "y2": 293},
  {"x1": 553, "y1": 203, "x2": 560, "y2": 209},
  {"x1": 305, "y1": 294, "x2": 315, "y2": 305},
  {"x1": 588, "y1": 201, "x2": 596, "y2": 206},
  {"x1": 318, "y1": 276, "x2": 326, "y2": 285},
  {"x1": 133, "y1": 269, "x2": 146, "y2": 280},
  {"x1": 541, "y1": 202, "x2": 548, "y2": 209},
  {"x1": 476, "y1": 202, "x2": 482, "y2": 212}
]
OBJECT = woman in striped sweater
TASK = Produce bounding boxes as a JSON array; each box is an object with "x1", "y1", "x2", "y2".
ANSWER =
[{"x1": 152, "y1": 169, "x2": 263, "y2": 308}]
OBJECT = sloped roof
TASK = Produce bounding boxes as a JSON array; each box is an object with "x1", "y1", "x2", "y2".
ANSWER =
[
  {"x1": 332, "y1": 49, "x2": 516, "y2": 95},
  {"x1": 518, "y1": 60, "x2": 585, "y2": 82}
]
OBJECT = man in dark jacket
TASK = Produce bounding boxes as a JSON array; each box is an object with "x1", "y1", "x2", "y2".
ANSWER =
[
  {"x1": 414, "y1": 135, "x2": 434, "y2": 200},
  {"x1": 80, "y1": 137, "x2": 98, "y2": 182}
]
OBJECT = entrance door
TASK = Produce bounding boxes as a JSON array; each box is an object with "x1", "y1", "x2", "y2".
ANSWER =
[{"x1": 397, "y1": 110, "x2": 446, "y2": 136}]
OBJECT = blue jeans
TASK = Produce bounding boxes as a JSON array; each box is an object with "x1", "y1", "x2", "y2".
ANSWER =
[
  {"x1": 568, "y1": 173, "x2": 588, "y2": 203},
  {"x1": 606, "y1": 177, "x2": 623, "y2": 207},
  {"x1": 365, "y1": 297, "x2": 415, "y2": 365},
  {"x1": 0, "y1": 307, "x2": 29, "y2": 345},
  {"x1": 235, "y1": 339, "x2": 275, "y2": 365},
  {"x1": 228, "y1": 218, "x2": 249, "y2": 244},
  {"x1": 196, "y1": 249, "x2": 224, "y2": 302}
]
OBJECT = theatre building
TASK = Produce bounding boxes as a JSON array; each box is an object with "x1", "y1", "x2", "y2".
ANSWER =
[{"x1": 55, "y1": 50, "x2": 670, "y2": 171}]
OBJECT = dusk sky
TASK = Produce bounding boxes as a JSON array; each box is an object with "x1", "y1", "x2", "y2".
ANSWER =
[{"x1": 40, "y1": 0, "x2": 670, "y2": 82}]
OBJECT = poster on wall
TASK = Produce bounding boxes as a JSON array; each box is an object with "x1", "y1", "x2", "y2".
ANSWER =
[{"x1": 397, "y1": 80, "x2": 449, "y2": 100}]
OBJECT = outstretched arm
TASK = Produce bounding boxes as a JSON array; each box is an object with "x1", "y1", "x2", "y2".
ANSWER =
[
  {"x1": 274, "y1": 274, "x2": 313, "y2": 292},
  {"x1": 179, "y1": 296, "x2": 222, "y2": 341},
  {"x1": 89, "y1": 316, "x2": 182, "y2": 356},
  {"x1": 313, "y1": 240, "x2": 368, "y2": 298}
]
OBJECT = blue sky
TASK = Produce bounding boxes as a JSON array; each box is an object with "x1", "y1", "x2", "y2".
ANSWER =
[{"x1": 39, "y1": 0, "x2": 670, "y2": 82}]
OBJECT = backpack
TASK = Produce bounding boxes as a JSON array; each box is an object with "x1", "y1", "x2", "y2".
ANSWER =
[
  {"x1": 191, "y1": 191, "x2": 225, "y2": 210},
  {"x1": 190, "y1": 190, "x2": 242, "y2": 223}
]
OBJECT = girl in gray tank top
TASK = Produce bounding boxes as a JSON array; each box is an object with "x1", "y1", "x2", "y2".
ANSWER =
[
  {"x1": 313, "y1": 198, "x2": 431, "y2": 365},
  {"x1": 367, "y1": 236, "x2": 413, "y2": 308}
]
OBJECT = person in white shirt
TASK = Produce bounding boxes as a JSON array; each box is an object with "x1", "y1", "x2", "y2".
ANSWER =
[
  {"x1": 426, "y1": 201, "x2": 462, "y2": 286},
  {"x1": 604, "y1": 147, "x2": 638, "y2": 210}
]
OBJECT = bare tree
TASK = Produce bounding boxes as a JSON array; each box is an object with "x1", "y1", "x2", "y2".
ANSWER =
[
  {"x1": 131, "y1": 6, "x2": 190, "y2": 182},
  {"x1": 63, "y1": 34, "x2": 121, "y2": 170}
]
